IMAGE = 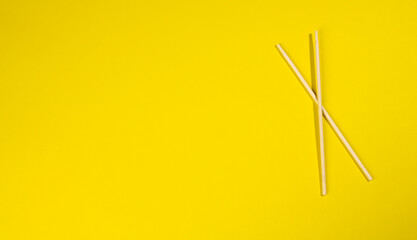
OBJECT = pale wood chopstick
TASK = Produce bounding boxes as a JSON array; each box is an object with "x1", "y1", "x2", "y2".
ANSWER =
[
  {"x1": 276, "y1": 43, "x2": 373, "y2": 182},
  {"x1": 314, "y1": 31, "x2": 327, "y2": 195}
]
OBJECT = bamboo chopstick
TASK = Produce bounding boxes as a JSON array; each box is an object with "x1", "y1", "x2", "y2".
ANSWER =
[
  {"x1": 314, "y1": 31, "x2": 327, "y2": 195},
  {"x1": 276, "y1": 43, "x2": 373, "y2": 182}
]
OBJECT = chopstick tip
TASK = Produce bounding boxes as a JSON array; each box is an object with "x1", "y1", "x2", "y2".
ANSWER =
[{"x1": 275, "y1": 44, "x2": 283, "y2": 50}]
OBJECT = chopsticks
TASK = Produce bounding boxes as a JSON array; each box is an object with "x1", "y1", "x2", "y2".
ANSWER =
[
  {"x1": 275, "y1": 32, "x2": 373, "y2": 194},
  {"x1": 314, "y1": 31, "x2": 326, "y2": 196}
]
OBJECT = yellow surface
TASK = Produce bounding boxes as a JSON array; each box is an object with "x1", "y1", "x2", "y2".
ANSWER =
[{"x1": 1, "y1": 0, "x2": 417, "y2": 239}]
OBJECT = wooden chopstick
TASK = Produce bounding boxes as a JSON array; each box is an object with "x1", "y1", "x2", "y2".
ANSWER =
[
  {"x1": 276, "y1": 43, "x2": 373, "y2": 182},
  {"x1": 314, "y1": 31, "x2": 327, "y2": 195}
]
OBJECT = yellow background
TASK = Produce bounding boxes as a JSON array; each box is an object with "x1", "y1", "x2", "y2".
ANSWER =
[{"x1": 1, "y1": 0, "x2": 417, "y2": 239}]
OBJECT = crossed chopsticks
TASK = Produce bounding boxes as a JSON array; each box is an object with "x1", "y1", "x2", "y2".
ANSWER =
[{"x1": 276, "y1": 31, "x2": 372, "y2": 195}]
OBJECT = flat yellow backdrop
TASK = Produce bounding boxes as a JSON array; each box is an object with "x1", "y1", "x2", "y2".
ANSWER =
[{"x1": 1, "y1": 0, "x2": 417, "y2": 239}]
